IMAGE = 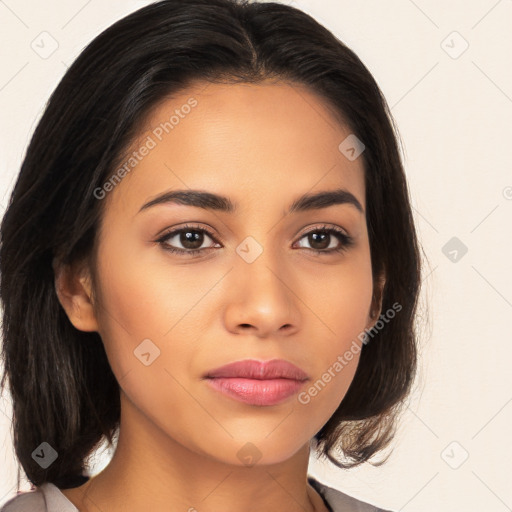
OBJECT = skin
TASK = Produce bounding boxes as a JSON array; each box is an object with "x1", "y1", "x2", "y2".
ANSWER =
[{"x1": 55, "y1": 79, "x2": 385, "y2": 512}]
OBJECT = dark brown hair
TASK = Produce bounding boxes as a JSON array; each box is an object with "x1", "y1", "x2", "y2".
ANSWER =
[{"x1": 0, "y1": 0, "x2": 422, "y2": 490}]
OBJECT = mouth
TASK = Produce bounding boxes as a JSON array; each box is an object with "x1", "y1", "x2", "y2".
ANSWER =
[{"x1": 203, "y1": 359, "x2": 309, "y2": 406}]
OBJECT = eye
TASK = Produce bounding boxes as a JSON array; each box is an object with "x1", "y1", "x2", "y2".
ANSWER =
[
  {"x1": 156, "y1": 223, "x2": 354, "y2": 257},
  {"x1": 294, "y1": 225, "x2": 354, "y2": 255},
  {"x1": 156, "y1": 224, "x2": 220, "y2": 256}
]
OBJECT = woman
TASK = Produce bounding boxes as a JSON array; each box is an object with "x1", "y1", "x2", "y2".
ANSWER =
[{"x1": 0, "y1": 0, "x2": 422, "y2": 511}]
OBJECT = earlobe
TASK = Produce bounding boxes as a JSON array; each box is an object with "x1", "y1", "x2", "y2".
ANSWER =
[{"x1": 53, "y1": 258, "x2": 99, "y2": 332}]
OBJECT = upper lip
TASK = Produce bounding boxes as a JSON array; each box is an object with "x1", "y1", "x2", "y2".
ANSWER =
[{"x1": 204, "y1": 359, "x2": 309, "y2": 381}]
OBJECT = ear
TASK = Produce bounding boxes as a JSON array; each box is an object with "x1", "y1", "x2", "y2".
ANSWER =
[
  {"x1": 53, "y1": 257, "x2": 99, "y2": 332},
  {"x1": 366, "y1": 271, "x2": 386, "y2": 331}
]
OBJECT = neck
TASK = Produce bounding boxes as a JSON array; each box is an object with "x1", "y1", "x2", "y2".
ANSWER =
[{"x1": 62, "y1": 391, "x2": 328, "y2": 512}]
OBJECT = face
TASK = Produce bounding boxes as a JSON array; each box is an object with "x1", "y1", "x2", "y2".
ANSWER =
[{"x1": 70, "y1": 80, "x2": 381, "y2": 467}]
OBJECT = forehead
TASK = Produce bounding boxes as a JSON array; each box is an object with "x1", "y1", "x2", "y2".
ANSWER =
[{"x1": 103, "y1": 80, "x2": 366, "y2": 218}]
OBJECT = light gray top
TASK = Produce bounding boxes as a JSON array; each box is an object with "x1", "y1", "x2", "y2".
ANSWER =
[
  {"x1": 1, "y1": 476, "x2": 394, "y2": 512},
  {"x1": 0, "y1": 483, "x2": 78, "y2": 512}
]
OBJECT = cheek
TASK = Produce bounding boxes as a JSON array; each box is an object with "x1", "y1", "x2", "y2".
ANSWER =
[
  {"x1": 95, "y1": 210, "x2": 188, "y2": 326},
  {"x1": 297, "y1": 252, "x2": 372, "y2": 411},
  {"x1": 90, "y1": 251, "x2": 202, "y2": 440},
  {"x1": 298, "y1": 351, "x2": 361, "y2": 431},
  {"x1": 304, "y1": 247, "x2": 374, "y2": 345},
  {"x1": 90, "y1": 238, "x2": 186, "y2": 381}
]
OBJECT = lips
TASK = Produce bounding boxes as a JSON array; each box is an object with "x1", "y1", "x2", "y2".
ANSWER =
[
  {"x1": 204, "y1": 359, "x2": 309, "y2": 406},
  {"x1": 204, "y1": 359, "x2": 309, "y2": 381}
]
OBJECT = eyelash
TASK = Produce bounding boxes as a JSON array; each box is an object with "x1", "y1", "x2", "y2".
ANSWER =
[{"x1": 156, "y1": 223, "x2": 354, "y2": 257}]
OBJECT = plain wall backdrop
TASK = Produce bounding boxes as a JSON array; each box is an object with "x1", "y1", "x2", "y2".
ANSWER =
[{"x1": 1, "y1": 1, "x2": 511, "y2": 510}]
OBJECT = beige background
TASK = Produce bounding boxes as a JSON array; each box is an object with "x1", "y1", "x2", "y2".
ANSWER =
[{"x1": 1, "y1": 1, "x2": 511, "y2": 510}]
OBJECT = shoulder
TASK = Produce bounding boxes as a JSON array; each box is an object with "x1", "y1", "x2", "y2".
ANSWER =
[
  {"x1": 308, "y1": 476, "x2": 395, "y2": 512},
  {"x1": 1, "y1": 483, "x2": 79, "y2": 512},
  {"x1": 0, "y1": 488, "x2": 46, "y2": 512}
]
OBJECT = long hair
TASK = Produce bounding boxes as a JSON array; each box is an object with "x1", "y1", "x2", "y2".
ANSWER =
[{"x1": 0, "y1": 0, "x2": 422, "y2": 489}]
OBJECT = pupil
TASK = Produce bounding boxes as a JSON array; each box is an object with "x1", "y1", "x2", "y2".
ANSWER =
[
  {"x1": 310, "y1": 232, "x2": 329, "y2": 250},
  {"x1": 182, "y1": 230, "x2": 202, "y2": 249}
]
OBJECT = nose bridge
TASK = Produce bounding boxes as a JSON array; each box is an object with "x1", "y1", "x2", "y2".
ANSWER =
[
  {"x1": 225, "y1": 235, "x2": 299, "y2": 334},
  {"x1": 235, "y1": 234, "x2": 289, "y2": 299}
]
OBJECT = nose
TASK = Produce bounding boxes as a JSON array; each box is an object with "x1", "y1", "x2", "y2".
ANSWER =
[{"x1": 223, "y1": 252, "x2": 301, "y2": 338}]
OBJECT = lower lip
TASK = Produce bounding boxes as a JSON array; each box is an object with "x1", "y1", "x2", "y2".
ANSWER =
[{"x1": 205, "y1": 377, "x2": 306, "y2": 406}]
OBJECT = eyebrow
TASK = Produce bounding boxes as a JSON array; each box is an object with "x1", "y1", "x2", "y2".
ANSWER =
[{"x1": 138, "y1": 188, "x2": 364, "y2": 215}]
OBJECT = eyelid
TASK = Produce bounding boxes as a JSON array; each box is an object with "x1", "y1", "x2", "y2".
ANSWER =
[
  {"x1": 297, "y1": 223, "x2": 350, "y2": 238},
  {"x1": 293, "y1": 224, "x2": 354, "y2": 253},
  {"x1": 155, "y1": 223, "x2": 220, "y2": 251}
]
